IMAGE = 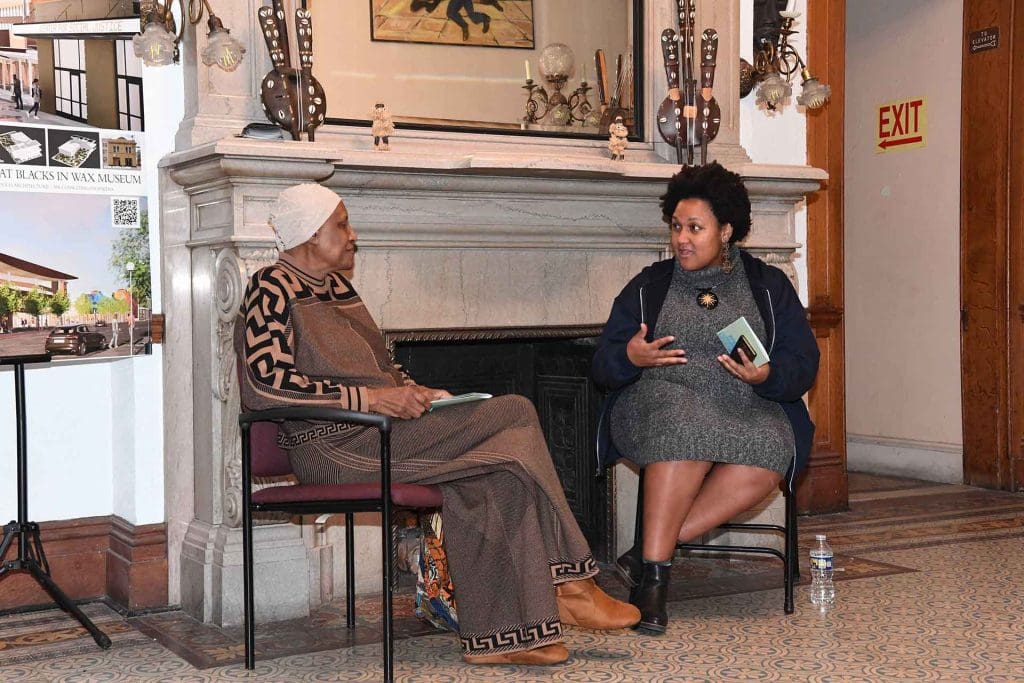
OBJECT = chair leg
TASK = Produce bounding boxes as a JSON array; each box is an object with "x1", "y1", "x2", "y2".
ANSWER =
[
  {"x1": 345, "y1": 512, "x2": 355, "y2": 629},
  {"x1": 624, "y1": 472, "x2": 645, "y2": 600},
  {"x1": 784, "y1": 484, "x2": 796, "y2": 615},
  {"x1": 633, "y1": 470, "x2": 645, "y2": 553},
  {"x1": 240, "y1": 425, "x2": 257, "y2": 670},
  {"x1": 242, "y1": 507, "x2": 256, "y2": 669},
  {"x1": 790, "y1": 496, "x2": 800, "y2": 582},
  {"x1": 382, "y1": 502, "x2": 394, "y2": 683}
]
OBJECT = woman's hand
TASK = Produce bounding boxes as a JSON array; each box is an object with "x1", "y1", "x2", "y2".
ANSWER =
[
  {"x1": 717, "y1": 349, "x2": 770, "y2": 385},
  {"x1": 626, "y1": 323, "x2": 687, "y2": 368},
  {"x1": 366, "y1": 385, "x2": 451, "y2": 419}
]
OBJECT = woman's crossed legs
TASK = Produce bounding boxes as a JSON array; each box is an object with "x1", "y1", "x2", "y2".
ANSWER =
[{"x1": 641, "y1": 460, "x2": 783, "y2": 562}]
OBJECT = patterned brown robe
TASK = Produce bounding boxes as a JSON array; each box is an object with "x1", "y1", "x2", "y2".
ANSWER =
[{"x1": 234, "y1": 255, "x2": 597, "y2": 655}]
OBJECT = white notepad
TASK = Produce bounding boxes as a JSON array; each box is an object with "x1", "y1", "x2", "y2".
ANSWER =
[{"x1": 428, "y1": 392, "x2": 493, "y2": 411}]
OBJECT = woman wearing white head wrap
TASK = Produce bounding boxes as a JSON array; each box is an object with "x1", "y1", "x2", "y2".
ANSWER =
[
  {"x1": 235, "y1": 185, "x2": 639, "y2": 667},
  {"x1": 269, "y1": 183, "x2": 344, "y2": 252}
]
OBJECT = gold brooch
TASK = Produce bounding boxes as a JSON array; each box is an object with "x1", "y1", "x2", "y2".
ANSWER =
[{"x1": 697, "y1": 290, "x2": 719, "y2": 310}]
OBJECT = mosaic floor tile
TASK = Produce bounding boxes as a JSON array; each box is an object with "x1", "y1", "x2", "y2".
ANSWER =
[{"x1": 1, "y1": 474, "x2": 1023, "y2": 681}]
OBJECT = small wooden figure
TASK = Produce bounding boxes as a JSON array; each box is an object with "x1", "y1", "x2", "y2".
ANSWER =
[
  {"x1": 608, "y1": 115, "x2": 628, "y2": 160},
  {"x1": 372, "y1": 103, "x2": 395, "y2": 151}
]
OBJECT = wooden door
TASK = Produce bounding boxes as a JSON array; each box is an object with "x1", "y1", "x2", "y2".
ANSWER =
[
  {"x1": 960, "y1": 0, "x2": 1024, "y2": 490},
  {"x1": 801, "y1": 0, "x2": 848, "y2": 513}
]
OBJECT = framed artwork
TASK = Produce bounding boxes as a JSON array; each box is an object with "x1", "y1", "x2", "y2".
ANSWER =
[{"x1": 370, "y1": 0, "x2": 535, "y2": 48}]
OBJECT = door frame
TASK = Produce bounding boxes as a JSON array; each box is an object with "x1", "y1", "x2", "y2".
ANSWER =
[
  {"x1": 960, "y1": 0, "x2": 1024, "y2": 490},
  {"x1": 801, "y1": 0, "x2": 848, "y2": 513}
]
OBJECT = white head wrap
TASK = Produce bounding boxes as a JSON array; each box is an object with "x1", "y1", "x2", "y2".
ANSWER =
[{"x1": 268, "y1": 183, "x2": 342, "y2": 251}]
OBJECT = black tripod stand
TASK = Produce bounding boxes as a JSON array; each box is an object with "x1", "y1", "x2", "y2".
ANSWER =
[{"x1": 0, "y1": 353, "x2": 111, "y2": 649}]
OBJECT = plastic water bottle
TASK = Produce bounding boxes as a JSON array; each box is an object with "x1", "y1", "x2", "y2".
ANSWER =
[{"x1": 809, "y1": 534, "x2": 835, "y2": 606}]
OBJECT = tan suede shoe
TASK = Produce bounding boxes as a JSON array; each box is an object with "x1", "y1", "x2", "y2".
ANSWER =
[
  {"x1": 462, "y1": 642, "x2": 569, "y2": 665},
  {"x1": 556, "y1": 578, "x2": 642, "y2": 629}
]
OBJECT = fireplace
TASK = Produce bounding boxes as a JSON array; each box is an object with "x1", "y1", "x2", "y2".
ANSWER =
[
  {"x1": 162, "y1": 109, "x2": 822, "y2": 626},
  {"x1": 157, "y1": 0, "x2": 828, "y2": 627},
  {"x1": 387, "y1": 325, "x2": 615, "y2": 562}
]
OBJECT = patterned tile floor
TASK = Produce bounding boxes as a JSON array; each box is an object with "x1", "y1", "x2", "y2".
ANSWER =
[{"x1": 2, "y1": 473, "x2": 1024, "y2": 681}]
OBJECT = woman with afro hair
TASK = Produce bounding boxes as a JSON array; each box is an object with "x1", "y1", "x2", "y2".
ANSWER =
[{"x1": 592, "y1": 162, "x2": 819, "y2": 633}]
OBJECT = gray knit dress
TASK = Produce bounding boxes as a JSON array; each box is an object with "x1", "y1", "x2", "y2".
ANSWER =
[{"x1": 610, "y1": 247, "x2": 795, "y2": 474}]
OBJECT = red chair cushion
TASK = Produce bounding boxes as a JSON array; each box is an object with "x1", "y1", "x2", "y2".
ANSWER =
[
  {"x1": 252, "y1": 482, "x2": 444, "y2": 508},
  {"x1": 250, "y1": 421, "x2": 294, "y2": 477}
]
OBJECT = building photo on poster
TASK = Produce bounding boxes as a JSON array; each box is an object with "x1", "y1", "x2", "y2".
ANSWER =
[
  {"x1": 0, "y1": 120, "x2": 149, "y2": 361},
  {"x1": 0, "y1": 192, "x2": 153, "y2": 360},
  {"x1": 2, "y1": 2, "x2": 144, "y2": 132},
  {"x1": 1, "y1": 1, "x2": 152, "y2": 361}
]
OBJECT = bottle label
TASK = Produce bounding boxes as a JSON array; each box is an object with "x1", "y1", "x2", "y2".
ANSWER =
[{"x1": 810, "y1": 554, "x2": 833, "y2": 571}]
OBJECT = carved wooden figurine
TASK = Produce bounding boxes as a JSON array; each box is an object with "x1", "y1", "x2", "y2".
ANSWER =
[
  {"x1": 371, "y1": 103, "x2": 395, "y2": 151},
  {"x1": 257, "y1": 0, "x2": 326, "y2": 141},
  {"x1": 608, "y1": 116, "x2": 628, "y2": 160}
]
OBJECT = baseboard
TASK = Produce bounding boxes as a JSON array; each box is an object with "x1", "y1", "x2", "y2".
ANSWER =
[
  {"x1": 107, "y1": 517, "x2": 169, "y2": 611},
  {"x1": 847, "y1": 434, "x2": 963, "y2": 484},
  {"x1": 0, "y1": 515, "x2": 167, "y2": 613}
]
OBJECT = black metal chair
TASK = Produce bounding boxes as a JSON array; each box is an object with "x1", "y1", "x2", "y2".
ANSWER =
[
  {"x1": 239, "y1": 406, "x2": 443, "y2": 682},
  {"x1": 621, "y1": 458, "x2": 799, "y2": 614},
  {"x1": 673, "y1": 458, "x2": 799, "y2": 614}
]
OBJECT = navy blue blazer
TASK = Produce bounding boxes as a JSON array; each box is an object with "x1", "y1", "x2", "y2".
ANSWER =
[{"x1": 592, "y1": 251, "x2": 819, "y2": 481}]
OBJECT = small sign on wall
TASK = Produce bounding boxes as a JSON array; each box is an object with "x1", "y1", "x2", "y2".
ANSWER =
[
  {"x1": 877, "y1": 97, "x2": 927, "y2": 153},
  {"x1": 969, "y1": 27, "x2": 999, "y2": 54}
]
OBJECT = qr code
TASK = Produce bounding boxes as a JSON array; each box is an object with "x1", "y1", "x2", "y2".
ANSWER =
[{"x1": 111, "y1": 197, "x2": 140, "y2": 228}]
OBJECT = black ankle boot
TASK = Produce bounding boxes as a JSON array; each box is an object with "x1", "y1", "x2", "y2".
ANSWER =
[
  {"x1": 632, "y1": 562, "x2": 670, "y2": 634},
  {"x1": 615, "y1": 544, "x2": 643, "y2": 589}
]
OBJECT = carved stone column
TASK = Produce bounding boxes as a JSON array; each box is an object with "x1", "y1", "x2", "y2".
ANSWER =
[{"x1": 163, "y1": 147, "x2": 337, "y2": 625}]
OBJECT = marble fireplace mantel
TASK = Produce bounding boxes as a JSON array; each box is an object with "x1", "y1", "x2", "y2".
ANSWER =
[{"x1": 161, "y1": 137, "x2": 824, "y2": 626}]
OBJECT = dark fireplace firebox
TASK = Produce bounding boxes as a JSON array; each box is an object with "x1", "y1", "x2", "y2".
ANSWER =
[{"x1": 386, "y1": 326, "x2": 616, "y2": 562}]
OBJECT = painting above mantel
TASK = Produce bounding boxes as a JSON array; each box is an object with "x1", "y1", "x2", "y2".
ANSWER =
[{"x1": 309, "y1": 0, "x2": 643, "y2": 139}]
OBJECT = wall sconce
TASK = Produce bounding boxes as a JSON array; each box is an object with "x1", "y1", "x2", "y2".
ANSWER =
[
  {"x1": 133, "y1": 0, "x2": 246, "y2": 71},
  {"x1": 740, "y1": 0, "x2": 830, "y2": 112}
]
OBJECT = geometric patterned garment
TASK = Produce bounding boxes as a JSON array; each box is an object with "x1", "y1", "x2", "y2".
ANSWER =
[
  {"x1": 235, "y1": 254, "x2": 411, "y2": 445},
  {"x1": 234, "y1": 255, "x2": 598, "y2": 656}
]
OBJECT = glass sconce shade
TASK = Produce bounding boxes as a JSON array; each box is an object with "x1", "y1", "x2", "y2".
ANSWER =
[
  {"x1": 550, "y1": 103, "x2": 572, "y2": 126},
  {"x1": 539, "y1": 43, "x2": 575, "y2": 79},
  {"x1": 133, "y1": 1, "x2": 245, "y2": 71},
  {"x1": 133, "y1": 21, "x2": 176, "y2": 66},
  {"x1": 797, "y1": 75, "x2": 832, "y2": 109},
  {"x1": 755, "y1": 70, "x2": 792, "y2": 110},
  {"x1": 746, "y1": 5, "x2": 829, "y2": 114},
  {"x1": 202, "y1": 23, "x2": 247, "y2": 72}
]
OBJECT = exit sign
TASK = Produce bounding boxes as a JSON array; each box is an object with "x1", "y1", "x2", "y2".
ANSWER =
[{"x1": 877, "y1": 97, "x2": 927, "y2": 153}]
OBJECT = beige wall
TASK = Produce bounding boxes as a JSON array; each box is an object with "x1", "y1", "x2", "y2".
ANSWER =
[
  {"x1": 845, "y1": 0, "x2": 964, "y2": 481},
  {"x1": 310, "y1": 0, "x2": 631, "y2": 126}
]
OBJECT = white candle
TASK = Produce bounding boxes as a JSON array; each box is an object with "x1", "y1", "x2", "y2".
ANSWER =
[
  {"x1": 525, "y1": 59, "x2": 531, "y2": 81},
  {"x1": 786, "y1": 0, "x2": 795, "y2": 11},
  {"x1": 582, "y1": 63, "x2": 587, "y2": 82}
]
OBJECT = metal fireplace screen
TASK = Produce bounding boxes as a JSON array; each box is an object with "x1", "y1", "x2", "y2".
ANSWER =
[{"x1": 387, "y1": 325, "x2": 614, "y2": 562}]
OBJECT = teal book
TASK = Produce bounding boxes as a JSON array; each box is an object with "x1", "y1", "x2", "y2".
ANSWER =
[{"x1": 717, "y1": 317, "x2": 771, "y2": 367}]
